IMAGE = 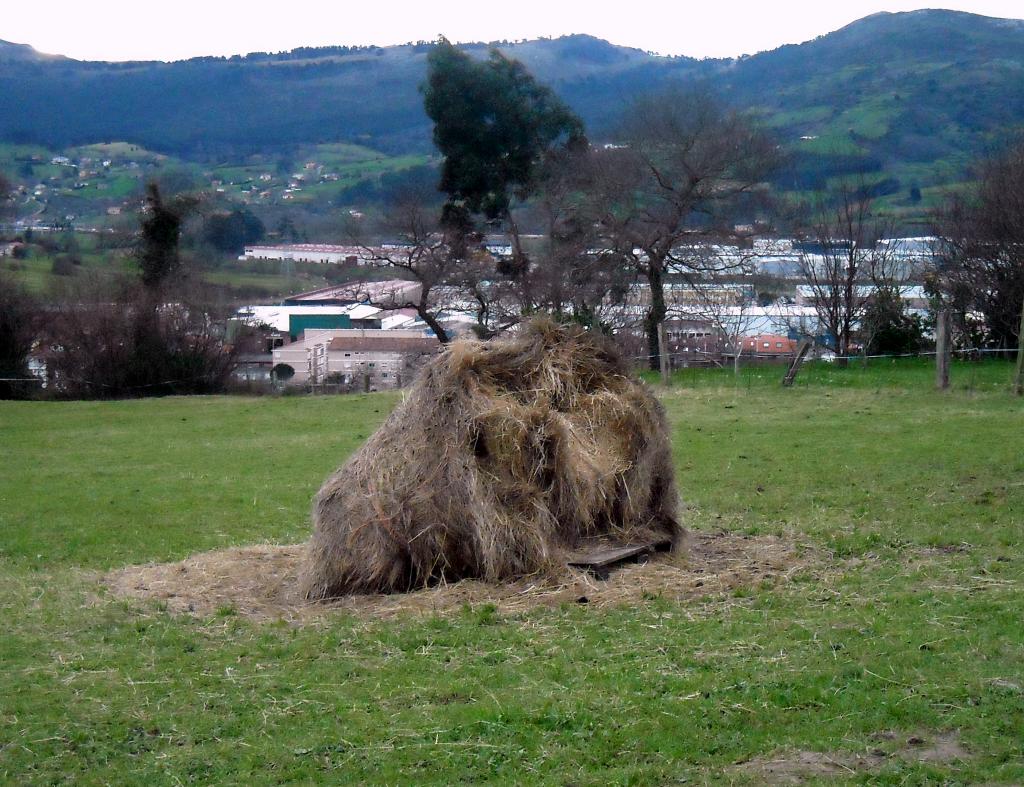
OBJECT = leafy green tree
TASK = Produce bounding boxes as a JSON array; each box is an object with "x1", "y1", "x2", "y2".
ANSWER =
[
  {"x1": 51, "y1": 254, "x2": 79, "y2": 277},
  {"x1": 203, "y1": 208, "x2": 265, "y2": 254},
  {"x1": 154, "y1": 167, "x2": 200, "y2": 197},
  {"x1": 137, "y1": 182, "x2": 196, "y2": 289},
  {"x1": 0, "y1": 171, "x2": 13, "y2": 220},
  {"x1": 422, "y1": 38, "x2": 586, "y2": 239}
]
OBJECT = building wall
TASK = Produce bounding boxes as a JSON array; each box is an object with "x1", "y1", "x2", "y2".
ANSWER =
[
  {"x1": 271, "y1": 329, "x2": 433, "y2": 385},
  {"x1": 242, "y1": 246, "x2": 370, "y2": 265},
  {"x1": 321, "y1": 350, "x2": 416, "y2": 390},
  {"x1": 288, "y1": 313, "x2": 351, "y2": 341}
]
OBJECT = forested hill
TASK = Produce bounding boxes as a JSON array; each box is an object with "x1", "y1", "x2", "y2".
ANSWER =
[{"x1": 2, "y1": 10, "x2": 1024, "y2": 190}]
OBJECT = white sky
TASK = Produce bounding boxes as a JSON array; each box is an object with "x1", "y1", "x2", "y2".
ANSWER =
[{"x1": 4, "y1": 1, "x2": 1023, "y2": 62}]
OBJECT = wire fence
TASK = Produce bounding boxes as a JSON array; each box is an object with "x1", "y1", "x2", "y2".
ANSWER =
[
  {"x1": 4, "y1": 347, "x2": 1021, "y2": 397},
  {"x1": 0, "y1": 369, "x2": 234, "y2": 396},
  {"x1": 635, "y1": 347, "x2": 1021, "y2": 393},
  {"x1": 628, "y1": 346, "x2": 1021, "y2": 366}
]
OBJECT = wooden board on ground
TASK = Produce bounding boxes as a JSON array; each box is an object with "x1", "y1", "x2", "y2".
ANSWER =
[{"x1": 567, "y1": 539, "x2": 673, "y2": 579}]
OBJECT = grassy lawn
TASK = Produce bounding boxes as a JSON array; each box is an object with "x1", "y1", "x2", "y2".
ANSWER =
[
  {"x1": 2, "y1": 249, "x2": 134, "y2": 295},
  {"x1": 199, "y1": 268, "x2": 329, "y2": 297},
  {"x1": 1, "y1": 365, "x2": 1022, "y2": 783}
]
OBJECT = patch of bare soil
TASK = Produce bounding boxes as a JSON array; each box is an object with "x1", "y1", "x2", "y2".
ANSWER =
[
  {"x1": 103, "y1": 530, "x2": 815, "y2": 624},
  {"x1": 733, "y1": 749, "x2": 879, "y2": 783},
  {"x1": 731, "y1": 731, "x2": 970, "y2": 783}
]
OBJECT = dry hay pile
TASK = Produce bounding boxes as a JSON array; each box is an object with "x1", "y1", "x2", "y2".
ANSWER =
[
  {"x1": 301, "y1": 319, "x2": 682, "y2": 599},
  {"x1": 105, "y1": 531, "x2": 812, "y2": 623}
]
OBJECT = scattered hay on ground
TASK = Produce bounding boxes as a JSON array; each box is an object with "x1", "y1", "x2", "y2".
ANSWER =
[
  {"x1": 303, "y1": 319, "x2": 682, "y2": 598},
  {"x1": 731, "y1": 731, "x2": 970, "y2": 783},
  {"x1": 103, "y1": 530, "x2": 812, "y2": 624}
]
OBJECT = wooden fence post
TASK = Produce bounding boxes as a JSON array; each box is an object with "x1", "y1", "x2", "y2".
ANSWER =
[
  {"x1": 657, "y1": 322, "x2": 670, "y2": 386},
  {"x1": 782, "y1": 339, "x2": 813, "y2": 387},
  {"x1": 936, "y1": 307, "x2": 951, "y2": 391}
]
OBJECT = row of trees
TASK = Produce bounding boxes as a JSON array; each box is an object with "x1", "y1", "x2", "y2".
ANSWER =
[
  {"x1": 933, "y1": 141, "x2": 1024, "y2": 351},
  {"x1": 3, "y1": 38, "x2": 1022, "y2": 398},
  {"x1": 346, "y1": 39, "x2": 783, "y2": 369},
  {"x1": 346, "y1": 39, "x2": 1023, "y2": 372}
]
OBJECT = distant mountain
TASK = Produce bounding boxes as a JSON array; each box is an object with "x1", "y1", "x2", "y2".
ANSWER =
[
  {"x1": 1, "y1": 10, "x2": 1023, "y2": 195},
  {"x1": 0, "y1": 39, "x2": 65, "y2": 62},
  {"x1": 717, "y1": 10, "x2": 1024, "y2": 189}
]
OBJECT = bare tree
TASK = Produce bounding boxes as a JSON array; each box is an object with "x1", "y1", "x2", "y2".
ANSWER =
[
  {"x1": 504, "y1": 148, "x2": 628, "y2": 330},
  {"x1": 588, "y1": 89, "x2": 780, "y2": 369},
  {"x1": 46, "y1": 278, "x2": 237, "y2": 399},
  {"x1": 668, "y1": 253, "x2": 762, "y2": 374},
  {"x1": 932, "y1": 139, "x2": 1024, "y2": 351},
  {"x1": 346, "y1": 193, "x2": 495, "y2": 343},
  {"x1": 795, "y1": 179, "x2": 903, "y2": 366},
  {"x1": 43, "y1": 190, "x2": 236, "y2": 399}
]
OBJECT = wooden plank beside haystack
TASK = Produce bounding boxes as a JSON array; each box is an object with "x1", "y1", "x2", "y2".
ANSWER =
[{"x1": 567, "y1": 539, "x2": 674, "y2": 579}]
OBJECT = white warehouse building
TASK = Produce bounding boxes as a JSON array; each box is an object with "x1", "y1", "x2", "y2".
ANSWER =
[{"x1": 242, "y1": 244, "x2": 377, "y2": 265}]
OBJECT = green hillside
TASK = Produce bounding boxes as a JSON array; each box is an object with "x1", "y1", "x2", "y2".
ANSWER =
[
  {"x1": 730, "y1": 11, "x2": 1024, "y2": 207},
  {"x1": 0, "y1": 139, "x2": 430, "y2": 227},
  {"x1": 2, "y1": 10, "x2": 1023, "y2": 223}
]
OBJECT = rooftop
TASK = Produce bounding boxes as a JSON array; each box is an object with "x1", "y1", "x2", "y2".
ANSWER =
[
  {"x1": 285, "y1": 280, "x2": 422, "y2": 305},
  {"x1": 327, "y1": 335, "x2": 441, "y2": 354}
]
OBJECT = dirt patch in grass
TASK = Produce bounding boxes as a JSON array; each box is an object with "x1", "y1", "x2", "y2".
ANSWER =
[
  {"x1": 733, "y1": 749, "x2": 879, "y2": 783},
  {"x1": 103, "y1": 530, "x2": 816, "y2": 623},
  {"x1": 731, "y1": 731, "x2": 970, "y2": 783}
]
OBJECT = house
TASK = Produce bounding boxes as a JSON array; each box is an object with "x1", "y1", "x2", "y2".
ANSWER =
[
  {"x1": 379, "y1": 307, "x2": 420, "y2": 330},
  {"x1": 795, "y1": 285, "x2": 930, "y2": 313},
  {"x1": 663, "y1": 318, "x2": 726, "y2": 367},
  {"x1": 624, "y1": 281, "x2": 752, "y2": 310},
  {"x1": 233, "y1": 353, "x2": 275, "y2": 383},
  {"x1": 235, "y1": 303, "x2": 382, "y2": 339},
  {"x1": 739, "y1": 334, "x2": 799, "y2": 357},
  {"x1": 271, "y1": 328, "x2": 440, "y2": 388},
  {"x1": 314, "y1": 334, "x2": 442, "y2": 389}
]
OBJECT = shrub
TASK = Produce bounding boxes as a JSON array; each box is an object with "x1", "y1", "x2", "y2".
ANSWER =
[
  {"x1": 47, "y1": 284, "x2": 237, "y2": 399},
  {"x1": 0, "y1": 272, "x2": 39, "y2": 399},
  {"x1": 863, "y1": 292, "x2": 926, "y2": 355},
  {"x1": 51, "y1": 255, "x2": 79, "y2": 277},
  {"x1": 271, "y1": 363, "x2": 295, "y2": 382}
]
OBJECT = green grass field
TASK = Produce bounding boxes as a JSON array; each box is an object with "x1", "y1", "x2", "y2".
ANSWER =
[
  {"x1": 1, "y1": 364, "x2": 1022, "y2": 783},
  {"x1": 1, "y1": 246, "x2": 135, "y2": 294}
]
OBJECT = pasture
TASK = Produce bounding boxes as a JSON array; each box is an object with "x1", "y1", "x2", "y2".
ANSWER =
[{"x1": 1, "y1": 364, "x2": 1022, "y2": 783}]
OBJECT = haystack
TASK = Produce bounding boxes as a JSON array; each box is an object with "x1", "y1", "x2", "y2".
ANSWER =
[{"x1": 301, "y1": 319, "x2": 682, "y2": 599}]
